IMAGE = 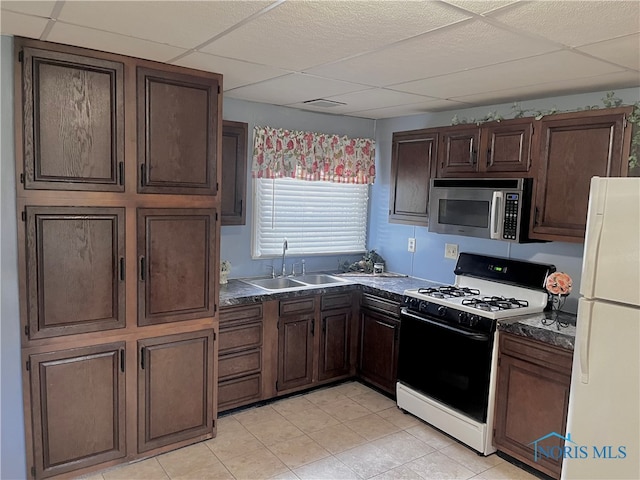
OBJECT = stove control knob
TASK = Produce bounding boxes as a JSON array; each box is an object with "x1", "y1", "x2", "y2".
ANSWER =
[
  {"x1": 469, "y1": 315, "x2": 479, "y2": 327},
  {"x1": 437, "y1": 305, "x2": 447, "y2": 317},
  {"x1": 458, "y1": 312, "x2": 469, "y2": 325},
  {"x1": 419, "y1": 301, "x2": 430, "y2": 313}
]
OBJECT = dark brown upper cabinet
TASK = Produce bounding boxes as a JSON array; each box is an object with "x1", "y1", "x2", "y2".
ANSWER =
[
  {"x1": 389, "y1": 130, "x2": 438, "y2": 226},
  {"x1": 137, "y1": 208, "x2": 217, "y2": 326},
  {"x1": 437, "y1": 125, "x2": 481, "y2": 177},
  {"x1": 138, "y1": 329, "x2": 215, "y2": 452},
  {"x1": 437, "y1": 119, "x2": 533, "y2": 177},
  {"x1": 29, "y1": 342, "x2": 126, "y2": 478},
  {"x1": 530, "y1": 107, "x2": 632, "y2": 242},
  {"x1": 221, "y1": 120, "x2": 248, "y2": 225},
  {"x1": 20, "y1": 47, "x2": 125, "y2": 191},
  {"x1": 24, "y1": 206, "x2": 126, "y2": 340},
  {"x1": 137, "y1": 67, "x2": 219, "y2": 195}
]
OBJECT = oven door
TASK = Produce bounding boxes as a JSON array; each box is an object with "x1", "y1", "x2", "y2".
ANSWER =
[{"x1": 397, "y1": 309, "x2": 495, "y2": 423}]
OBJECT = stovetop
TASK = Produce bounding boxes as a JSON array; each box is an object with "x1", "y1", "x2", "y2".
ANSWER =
[{"x1": 402, "y1": 253, "x2": 554, "y2": 333}]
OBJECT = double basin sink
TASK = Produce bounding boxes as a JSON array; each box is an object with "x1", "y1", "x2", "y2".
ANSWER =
[{"x1": 242, "y1": 274, "x2": 350, "y2": 291}]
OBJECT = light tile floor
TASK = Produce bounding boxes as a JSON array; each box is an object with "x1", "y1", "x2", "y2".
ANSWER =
[{"x1": 86, "y1": 382, "x2": 540, "y2": 480}]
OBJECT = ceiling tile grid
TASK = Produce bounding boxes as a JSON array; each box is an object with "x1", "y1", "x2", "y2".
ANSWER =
[{"x1": 1, "y1": 0, "x2": 638, "y2": 119}]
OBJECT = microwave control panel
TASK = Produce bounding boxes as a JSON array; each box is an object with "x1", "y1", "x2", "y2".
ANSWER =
[{"x1": 503, "y1": 193, "x2": 520, "y2": 240}]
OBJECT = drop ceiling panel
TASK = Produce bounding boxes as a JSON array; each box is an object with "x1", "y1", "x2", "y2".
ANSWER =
[
  {"x1": 173, "y1": 52, "x2": 290, "y2": 90},
  {"x1": 578, "y1": 34, "x2": 640, "y2": 71},
  {"x1": 285, "y1": 88, "x2": 437, "y2": 115},
  {"x1": 392, "y1": 50, "x2": 627, "y2": 99},
  {"x1": 443, "y1": 0, "x2": 521, "y2": 15},
  {"x1": 489, "y1": 0, "x2": 640, "y2": 48},
  {"x1": 225, "y1": 73, "x2": 366, "y2": 105},
  {"x1": 200, "y1": 0, "x2": 471, "y2": 71},
  {"x1": 307, "y1": 19, "x2": 561, "y2": 87},
  {"x1": 451, "y1": 71, "x2": 640, "y2": 106},
  {"x1": 46, "y1": 22, "x2": 186, "y2": 63},
  {"x1": 348, "y1": 99, "x2": 471, "y2": 119},
  {"x1": 1, "y1": 1, "x2": 56, "y2": 17},
  {"x1": 57, "y1": 0, "x2": 272, "y2": 49},
  {"x1": 0, "y1": 10, "x2": 48, "y2": 38}
]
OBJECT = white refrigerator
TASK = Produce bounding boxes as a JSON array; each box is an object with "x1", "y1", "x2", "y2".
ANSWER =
[{"x1": 562, "y1": 177, "x2": 640, "y2": 480}]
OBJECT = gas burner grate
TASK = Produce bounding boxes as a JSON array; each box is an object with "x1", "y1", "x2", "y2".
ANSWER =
[
  {"x1": 462, "y1": 296, "x2": 529, "y2": 311},
  {"x1": 417, "y1": 286, "x2": 481, "y2": 299}
]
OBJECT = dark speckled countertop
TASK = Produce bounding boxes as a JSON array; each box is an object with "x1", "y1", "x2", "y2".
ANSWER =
[{"x1": 219, "y1": 273, "x2": 576, "y2": 350}]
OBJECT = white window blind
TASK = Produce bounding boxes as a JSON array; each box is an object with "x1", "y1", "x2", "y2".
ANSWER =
[{"x1": 252, "y1": 177, "x2": 368, "y2": 258}]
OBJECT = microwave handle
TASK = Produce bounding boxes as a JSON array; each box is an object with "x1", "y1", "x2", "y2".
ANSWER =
[{"x1": 490, "y1": 191, "x2": 503, "y2": 239}]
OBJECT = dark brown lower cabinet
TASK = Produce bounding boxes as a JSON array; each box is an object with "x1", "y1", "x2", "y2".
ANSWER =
[
  {"x1": 318, "y1": 308, "x2": 351, "y2": 381},
  {"x1": 277, "y1": 314, "x2": 314, "y2": 392},
  {"x1": 218, "y1": 304, "x2": 263, "y2": 411},
  {"x1": 493, "y1": 332, "x2": 572, "y2": 479},
  {"x1": 138, "y1": 329, "x2": 215, "y2": 452},
  {"x1": 358, "y1": 294, "x2": 401, "y2": 395},
  {"x1": 29, "y1": 342, "x2": 126, "y2": 478}
]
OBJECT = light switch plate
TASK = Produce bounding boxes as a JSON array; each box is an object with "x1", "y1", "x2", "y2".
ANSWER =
[
  {"x1": 444, "y1": 243, "x2": 458, "y2": 259},
  {"x1": 408, "y1": 237, "x2": 416, "y2": 252}
]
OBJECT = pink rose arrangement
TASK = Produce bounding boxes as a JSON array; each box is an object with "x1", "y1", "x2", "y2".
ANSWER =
[{"x1": 545, "y1": 272, "x2": 573, "y2": 296}]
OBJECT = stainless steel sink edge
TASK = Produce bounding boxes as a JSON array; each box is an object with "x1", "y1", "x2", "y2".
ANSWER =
[{"x1": 240, "y1": 273, "x2": 353, "y2": 292}]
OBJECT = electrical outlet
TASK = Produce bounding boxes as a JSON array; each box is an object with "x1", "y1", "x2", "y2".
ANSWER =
[
  {"x1": 444, "y1": 243, "x2": 458, "y2": 259},
  {"x1": 408, "y1": 237, "x2": 416, "y2": 253}
]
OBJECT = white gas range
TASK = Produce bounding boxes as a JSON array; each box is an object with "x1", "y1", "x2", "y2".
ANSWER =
[{"x1": 396, "y1": 253, "x2": 555, "y2": 455}]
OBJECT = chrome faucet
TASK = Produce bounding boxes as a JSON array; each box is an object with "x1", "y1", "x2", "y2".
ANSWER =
[{"x1": 281, "y1": 239, "x2": 288, "y2": 277}]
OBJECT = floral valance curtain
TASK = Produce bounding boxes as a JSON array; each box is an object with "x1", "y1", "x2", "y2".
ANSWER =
[{"x1": 252, "y1": 126, "x2": 376, "y2": 184}]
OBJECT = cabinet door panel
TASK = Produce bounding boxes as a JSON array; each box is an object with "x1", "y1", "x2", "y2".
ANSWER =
[
  {"x1": 358, "y1": 309, "x2": 399, "y2": 394},
  {"x1": 318, "y1": 308, "x2": 350, "y2": 381},
  {"x1": 21, "y1": 47, "x2": 124, "y2": 191},
  {"x1": 138, "y1": 330, "x2": 214, "y2": 452},
  {"x1": 532, "y1": 112, "x2": 628, "y2": 240},
  {"x1": 485, "y1": 121, "x2": 532, "y2": 173},
  {"x1": 277, "y1": 316, "x2": 314, "y2": 391},
  {"x1": 438, "y1": 127, "x2": 480, "y2": 176},
  {"x1": 137, "y1": 68, "x2": 218, "y2": 195},
  {"x1": 30, "y1": 342, "x2": 126, "y2": 478},
  {"x1": 25, "y1": 206, "x2": 125, "y2": 339},
  {"x1": 221, "y1": 121, "x2": 248, "y2": 225},
  {"x1": 389, "y1": 132, "x2": 437, "y2": 225},
  {"x1": 137, "y1": 208, "x2": 216, "y2": 326}
]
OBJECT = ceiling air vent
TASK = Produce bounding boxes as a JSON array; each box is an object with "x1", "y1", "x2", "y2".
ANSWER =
[{"x1": 303, "y1": 99, "x2": 346, "y2": 108}]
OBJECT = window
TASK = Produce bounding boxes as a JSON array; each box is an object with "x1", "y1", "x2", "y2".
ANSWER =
[{"x1": 252, "y1": 177, "x2": 368, "y2": 258}]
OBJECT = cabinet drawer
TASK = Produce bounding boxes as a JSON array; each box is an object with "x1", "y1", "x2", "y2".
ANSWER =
[
  {"x1": 280, "y1": 297, "x2": 315, "y2": 316},
  {"x1": 218, "y1": 374, "x2": 262, "y2": 410},
  {"x1": 500, "y1": 332, "x2": 572, "y2": 375},
  {"x1": 219, "y1": 349, "x2": 261, "y2": 381},
  {"x1": 220, "y1": 304, "x2": 263, "y2": 325},
  {"x1": 219, "y1": 321, "x2": 262, "y2": 355},
  {"x1": 321, "y1": 293, "x2": 352, "y2": 311},
  {"x1": 361, "y1": 294, "x2": 400, "y2": 318}
]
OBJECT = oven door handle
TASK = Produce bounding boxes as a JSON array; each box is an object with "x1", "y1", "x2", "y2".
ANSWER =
[{"x1": 401, "y1": 310, "x2": 491, "y2": 341}]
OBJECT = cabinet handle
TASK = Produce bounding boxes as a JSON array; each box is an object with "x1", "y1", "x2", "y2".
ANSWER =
[
  {"x1": 487, "y1": 148, "x2": 492, "y2": 165},
  {"x1": 120, "y1": 349, "x2": 125, "y2": 373},
  {"x1": 140, "y1": 163, "x2": 146, "y2": 187},
  {"x1": 311, "y1": 319, "x2": 315, "y2": 336},
  {"x1": 471, "y1": 149, "x2": 477, "y2": 165},
  {"x1": 118, "y1": 162, "x2": 124, "y2": 185},
  {"x1": 139, "y1": 256, "x2": 146, "y2": 281},
  {"x1": 239, "y1": 199, "x2": 243, "y2": 215},
  {"x1": 119, "y1": 257, "x2": 125, "y2": 281},
  {"x1": 322, "y1": 318, "x2": 326, "y2": 334},
  {"x1": 140, "y1": 347, "x2": 146, "y2": 370},
  {"x1": 535, "y1": 207, "x2": 540, "y2": 225}
]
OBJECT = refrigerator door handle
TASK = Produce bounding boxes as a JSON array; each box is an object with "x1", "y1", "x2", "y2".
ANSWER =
[
  {"x1": 580, "y1": 177, "x2": 607, "y2": 296},
  {"x1": 579, "y1": 301, "x2": 594, "y2": 384}
]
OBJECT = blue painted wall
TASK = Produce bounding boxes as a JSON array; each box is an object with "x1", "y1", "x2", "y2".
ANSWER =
[
  {"x1": 369, "y1": 87, "x2": 640, "y2": 314},
  {"x1": 1, "y1": 35, "x2": 27, "y2": 479}
]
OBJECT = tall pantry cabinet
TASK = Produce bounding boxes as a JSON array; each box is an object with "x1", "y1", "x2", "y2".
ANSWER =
[{"x1": 14, "y1": 38, "x2": 222, "y2": 479}]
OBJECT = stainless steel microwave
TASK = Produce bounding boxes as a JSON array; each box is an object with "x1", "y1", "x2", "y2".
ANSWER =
[{"x1": 428, "y1": 178, "x2": 534, "y2": 242}]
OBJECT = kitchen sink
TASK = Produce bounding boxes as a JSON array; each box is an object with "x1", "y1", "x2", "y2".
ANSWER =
[
  {"x1": 242, "y1": 273, "x2": 348, "y2": 291},
  {"x1": 293, "y1": 274, "x2": 345, "y2": 285},
  {"x1": 245, "y1": 277, "x2": 307, "y2": 290}
]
